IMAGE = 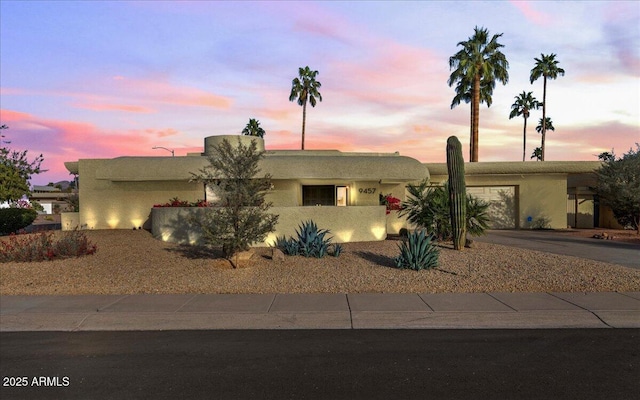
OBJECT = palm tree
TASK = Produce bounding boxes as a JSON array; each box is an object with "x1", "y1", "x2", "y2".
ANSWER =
[
  {"x1": 535, "y1": 117, "x2": 555, "y2": 159},
  {"x1": 448, "y1": 26, "x2": 509, "y2": 162},
  {"x1": 509, "y1": 91, "x2": 541, "y2": 161},
  {"x1": 597, "y1": 151, "x2": 615, "y2": 162},
  {"x1": 531, "y1": 147, "x2": 543, "y2": 161},
  {"x1": 530, "y1": 53, "x2": 564, "y2": 161},
  {"x1": 242, "y1": 118, "x2": 265, "y2": 138},
  {"x1": 451, "y1": 76, "x2": 496, "y2": 158},
  {"x1": 536, "y1": 117, "x2": 554, "y2": 135},
  {"x1": 289, "y1": 66, "x2": 322, "y2": 150}
]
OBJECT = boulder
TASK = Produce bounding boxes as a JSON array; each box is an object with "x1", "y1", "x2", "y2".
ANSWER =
[{"x1": 271, "y1": 248, "x2": 286, "y2": 262}]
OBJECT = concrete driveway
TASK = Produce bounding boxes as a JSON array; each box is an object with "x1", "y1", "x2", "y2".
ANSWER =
[{"x1": 475, "y1": 230, "x2": 640, "y2": 269}]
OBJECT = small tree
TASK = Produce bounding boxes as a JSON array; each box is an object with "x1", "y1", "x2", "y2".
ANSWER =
[
  {"x1": 0, "y1": 125, "x2": 44, "y2": 205},
  {"x1": 190, "y1": 138, "x2": 279, "y2": 267},
  {"x1": 595, "y1": 144, "x2": 640, "y2": 234}
]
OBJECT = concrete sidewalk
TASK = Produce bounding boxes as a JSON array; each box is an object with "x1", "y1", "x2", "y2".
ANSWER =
[{"x1": 1, "y1": 292, "x2": 638, "y2": 331}]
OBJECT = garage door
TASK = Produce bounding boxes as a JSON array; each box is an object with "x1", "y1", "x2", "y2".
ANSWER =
[{"x1": 467, "y1": 186, "x2": 517, "y2": 229}]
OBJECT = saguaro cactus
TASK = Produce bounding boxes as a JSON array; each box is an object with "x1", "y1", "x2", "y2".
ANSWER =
[{"x1": 446, "y1": 136, "x2": 467, "y2": 250}]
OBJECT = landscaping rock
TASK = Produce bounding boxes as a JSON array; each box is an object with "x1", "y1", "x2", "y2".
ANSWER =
[
  {"x1": 235, "y1": 250, "x2": 255, "y2": 261},
  {"x1": 465, "y1": 238, "x2": 474, "y2": 248},
  {"x1": 271, "y1": 248, "x2": 286, "y2": 262}
]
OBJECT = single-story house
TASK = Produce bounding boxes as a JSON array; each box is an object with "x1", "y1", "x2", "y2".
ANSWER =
[
  {"x1": 30, "y1": 185, "x2": 74, "y2": 215},
  {"x1": 63, "y1": 135, "x2": 614, "y2": 246}
]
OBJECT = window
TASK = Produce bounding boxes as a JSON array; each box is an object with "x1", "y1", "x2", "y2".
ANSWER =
[
  {"x1": 302, "y1": 185, "x2": 349, "y2": 206},
  {"x1": 303, "y1": 185, "x2": 335, "y2": 206}
]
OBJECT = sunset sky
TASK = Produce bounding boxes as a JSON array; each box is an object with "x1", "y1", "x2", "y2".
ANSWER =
[{"x1": 1, "y1": 0, "x2": 638, "y2": 184}]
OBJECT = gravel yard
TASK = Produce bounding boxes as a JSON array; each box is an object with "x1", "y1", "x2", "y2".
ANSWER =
[{"x1": 1, "y1": 229, "x2": 639, "y2": 295}]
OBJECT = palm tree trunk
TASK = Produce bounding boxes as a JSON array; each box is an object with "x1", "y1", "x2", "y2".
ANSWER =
[
  {"x1": 469, "y1": 103, "x2": 474, "y2": 161},
  {"x1": 301, "y1": 101, "x2": 307, "y2": 150},
  {"x1": 522, "y1": 116, "x2": 527, "y2": 162},
  {"x1": 471, "y1": 74, "x2": 480, "y2": 162},
  {"x1": 541, "y1": 77, "x2": 547, "y2": 161}
]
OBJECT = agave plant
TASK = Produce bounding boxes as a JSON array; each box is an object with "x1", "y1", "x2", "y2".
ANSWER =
[
  {"x1": 275, "y1": 220, "x2": 337, "y2": 258},
  {"x1": 296, "y1": 220, "x2": 332, "y2": 258},
  {"x1": 331, "y1": 243, "x2": 343, "y2": 257},
  {"x1": 394, "y1": 230, "x2": 439, "y2": 271},
  {"x1": 274, "y1": 235, "x2": 299, "y2": 256}
]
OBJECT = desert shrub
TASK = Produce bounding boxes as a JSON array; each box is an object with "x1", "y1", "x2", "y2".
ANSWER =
[
  {"x1": 400, "y1": 179, "x2": 490, "y2": 240},
  {"x1": 153, "y1": 197, "x2": 210, "y2": 207},
  {"x1": 0, "y1": 229, "x2": 97, "y2": 262},
  {"x1": 379, "y1": 193, "x2": 402, "y2": 215},
  {"x1": 394, "y1": 230, "x2": 439, "y2": 271},
  {"x1": 466, "y1": 195, "x2": 491, "y2": 236},
  {"x1": 0, "y1": 207, "x2": 38, "y2": 236},
  {"x1": 530, "y1": 216, "x2": 551, "y2": 230},
  {"x1": 275, "y1": 220, "x2": 339, "y2": 258}
]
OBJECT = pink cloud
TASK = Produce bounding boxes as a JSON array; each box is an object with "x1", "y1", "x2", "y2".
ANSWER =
[
  {"x1": 108, "y1": 76, "x2": 233, "y2": 109},
  {"x1": 509, "y1": 1, "x2": 553, "y2": 26},
  {"x1": 1, "y1": 109, "x2": 32, "y2": 123},
  {"x1": 72, "y1": 102, "x2": 155, "y2": 113},
  {"x1": 143, "y1": 128, "x2": 179, "y2": 138},
  {"x1": 0, "y1": 108, "x2": 194, "y2": 183}
]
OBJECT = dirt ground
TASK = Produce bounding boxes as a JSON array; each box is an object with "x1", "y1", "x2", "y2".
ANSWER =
[{"x1": 561, "y1": 228, "x2": 640, "y2": 245}]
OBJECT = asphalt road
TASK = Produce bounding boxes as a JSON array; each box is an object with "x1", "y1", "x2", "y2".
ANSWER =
[{"x1": 1, "y1": 329, "x2": 638, "y2": 399}]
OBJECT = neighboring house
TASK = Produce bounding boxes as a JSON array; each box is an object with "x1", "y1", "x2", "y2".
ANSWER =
[
  {"x1": 63, "y1": 135, "x2": 614, "y2": 245},
  {"x1": 30, "y1": 185, "x2": 74, "y2": 214}
]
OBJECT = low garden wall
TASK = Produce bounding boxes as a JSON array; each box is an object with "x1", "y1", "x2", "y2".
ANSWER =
[
  {"x1": 151, "y1": 206, "x2": 388, "y2": 246},
  {"x1": 61, "y1": 212, "x2": 80, "y2": 231}
]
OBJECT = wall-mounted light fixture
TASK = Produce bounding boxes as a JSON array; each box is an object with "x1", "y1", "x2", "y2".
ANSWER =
[{"x1": 152, "y1": 146, "x2": 175, "y2": 157}]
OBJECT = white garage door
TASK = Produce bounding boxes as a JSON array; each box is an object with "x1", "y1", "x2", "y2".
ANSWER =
[{"x1": 467, "y1": 186, "x2": 517, "y2": 229}]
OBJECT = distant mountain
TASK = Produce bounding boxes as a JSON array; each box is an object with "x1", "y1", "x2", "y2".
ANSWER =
[{"x1": 32, "y1": 181, "x2": 74, "y2": 191}]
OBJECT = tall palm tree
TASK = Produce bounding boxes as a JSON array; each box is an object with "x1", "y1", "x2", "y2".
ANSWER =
[
  {"x1": 451, "y1": 76, "x2": 496, "y2": 158},
  {"x1": 289, "y1": 66, "x2": 322, "y2": 150},
  {"x1": 242, "y1": 118, "x2": 265, "y2": 138},
  {"x1": 509, "y1": 91, "x2": 541, "y2": 161},
  {"x1": 448, "y1": 26, "x2": 509, "y2": 162},
  {"x1": 530, "y1": 53, "x2": 564, "y2": 161}
]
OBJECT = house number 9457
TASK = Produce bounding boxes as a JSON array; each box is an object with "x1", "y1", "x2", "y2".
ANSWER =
[{"x1": 358, "y1": 188, "x2": 377, "y2": 194}]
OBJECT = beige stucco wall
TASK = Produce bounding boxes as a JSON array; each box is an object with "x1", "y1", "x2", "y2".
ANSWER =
[
  {"x1": 74, "y1": 157, "x2": 407, "y2": 235},
  {"x1": 151, "y1": 205, "x2": 387, "y2": 246},
  {"x1": 427, "y1": 173, "x2": 567, "y2": 229},
  {"x1": 61, "y1": 212, "x2": 80, "y2": 231},
  {"x1": 423, "y1": 162, "x2": 598, "y2": 230},
  {"x1": 77, "y1": 159, "x2": 203, "y2": 230}
]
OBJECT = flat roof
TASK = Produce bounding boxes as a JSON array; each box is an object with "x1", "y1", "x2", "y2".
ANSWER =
[
  {"x1": 67, "y1": 150, "x2": 429, "y2": 182},
  {"x1": 424, "y1": 161, "x2": 602, "y2": 176}
]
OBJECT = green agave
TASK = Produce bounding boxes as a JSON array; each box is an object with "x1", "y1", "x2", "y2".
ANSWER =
[
  {"x1": 274, "y1": 220, "x2": 338, "y2": 259},
  {"x1": 394, "y1": 230, "x2": 439, "y2": 271}
]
